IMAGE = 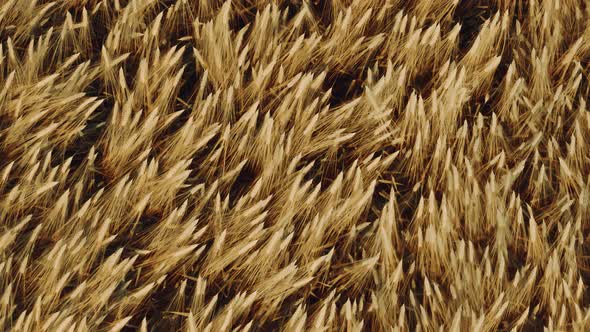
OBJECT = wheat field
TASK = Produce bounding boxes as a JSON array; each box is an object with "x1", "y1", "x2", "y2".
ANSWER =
[{"x1": 1, "y1": 0, "x2": 590, "y2": 331}]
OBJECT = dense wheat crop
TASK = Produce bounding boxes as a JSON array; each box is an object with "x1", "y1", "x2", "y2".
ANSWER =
[{"x1": 1, "y1": 0, "x2": 590, "y2": 330}]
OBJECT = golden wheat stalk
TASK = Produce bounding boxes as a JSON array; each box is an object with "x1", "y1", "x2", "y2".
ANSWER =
[{"x1": 1, "y1": 0, "x2": 590, "y2": 331}]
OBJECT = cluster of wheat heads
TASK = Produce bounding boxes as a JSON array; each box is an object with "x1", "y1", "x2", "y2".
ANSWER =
[{"x1": 2, "y1": 0, "x2": 590, "y2": 331}]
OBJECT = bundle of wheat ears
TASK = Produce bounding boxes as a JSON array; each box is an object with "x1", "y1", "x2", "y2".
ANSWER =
[{"x1": 2, "y1": 0, "x2": 590, "y2": 331}]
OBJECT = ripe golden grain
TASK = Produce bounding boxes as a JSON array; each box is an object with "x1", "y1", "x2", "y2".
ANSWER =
[{"x1": 1, "y1": 0, "x2": 590, "y2": 331}]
